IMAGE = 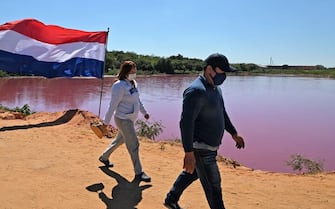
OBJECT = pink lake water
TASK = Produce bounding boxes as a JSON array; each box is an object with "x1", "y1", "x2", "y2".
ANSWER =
[{"x1": 1, "y1": 75, "x2": 334, "y2": 173}]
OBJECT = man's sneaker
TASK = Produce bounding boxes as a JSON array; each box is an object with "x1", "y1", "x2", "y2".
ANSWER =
[
  {"x1": 164, "y1": 198, "x2": 183, "y2": 209},
  {"x1": 135, "y1": 172, "x2": 151, "y2": 182},
  {"x1": 98, "y1": 156, "x2": 114, "y2": 167}
]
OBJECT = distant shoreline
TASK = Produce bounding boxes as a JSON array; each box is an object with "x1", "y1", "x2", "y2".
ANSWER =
[
  {"x1": 232, "y1": 72, "x2": 335, "y2": 79},
  {"x1": 1, "y1": 72, "x2": 334, "y2": 79}
]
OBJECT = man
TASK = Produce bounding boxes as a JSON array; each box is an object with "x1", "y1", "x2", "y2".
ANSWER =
[{"x1": 164, "y1": 53, "x2": 245, "y2": 209}]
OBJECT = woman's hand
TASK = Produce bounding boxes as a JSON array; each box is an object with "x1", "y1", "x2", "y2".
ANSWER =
[{"x1": 144, "y1": 114, "x2": 150, "y2": 120}]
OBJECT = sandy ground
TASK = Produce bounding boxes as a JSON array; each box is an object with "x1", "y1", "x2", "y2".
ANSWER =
[{"x1": 0, "y1": 109, "x2": 334, "y2": 209}]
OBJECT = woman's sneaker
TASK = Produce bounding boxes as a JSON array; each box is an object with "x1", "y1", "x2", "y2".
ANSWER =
[
  {"x1": 135, "y1": 172, "x2": 151, "y2": 182},
  {"x1": 98, "y1": 156, "x2": 114, "y2": 167}
]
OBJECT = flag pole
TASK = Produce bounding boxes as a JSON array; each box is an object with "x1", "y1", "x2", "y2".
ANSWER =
[{"x1": 98, "y1": 28, "x2": 109, "y2": 118}]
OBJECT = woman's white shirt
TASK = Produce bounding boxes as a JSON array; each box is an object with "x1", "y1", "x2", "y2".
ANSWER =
[{"x1": 103, "y1": 79, "x2": 147, "y2": 124}]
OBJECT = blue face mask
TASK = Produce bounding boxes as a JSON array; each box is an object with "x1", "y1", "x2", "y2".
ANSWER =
[{"x1": 212, "y1": 72, "x2": 226, "y2": 85}]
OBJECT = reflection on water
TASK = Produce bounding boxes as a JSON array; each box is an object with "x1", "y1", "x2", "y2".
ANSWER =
[{"x1": 1, "y1": 75, "x2": 334, "y2": 173}]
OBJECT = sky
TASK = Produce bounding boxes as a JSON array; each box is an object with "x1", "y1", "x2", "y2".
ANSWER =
[{"x1": 1, "y1": 0, "x2": 335, "y2": 67}]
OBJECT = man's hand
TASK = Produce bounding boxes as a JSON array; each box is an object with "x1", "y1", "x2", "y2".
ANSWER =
[
  {"x1": 183, "y1": 152, "x2": 196, "y2": 174},
  {"x1": 232, "y1": 134, "x2": 245, "y2": 149}
]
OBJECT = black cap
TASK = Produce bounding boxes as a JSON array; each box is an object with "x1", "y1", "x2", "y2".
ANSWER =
[{"x1": 204, "y1": 53, "x2": 236, "y2": 72}]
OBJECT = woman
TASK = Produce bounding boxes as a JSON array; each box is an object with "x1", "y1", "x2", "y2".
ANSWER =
[{"x1": 99, "y1": 60, "x2": 151, "y2": 182}]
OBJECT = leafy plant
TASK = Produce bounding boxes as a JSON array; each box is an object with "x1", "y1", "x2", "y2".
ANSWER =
[
  {"x1": 15, "y1": 104, "x2": 35, "y2": 116},
  {"x1": 0, "y1": 70, "x2": 9, "y2": 77},
  {"x1": 0, "y1": 104, "x2": 35, "y2": 116},
  {"x1": 286, "y1": 154, "x2": 324, "y2": 174},
  {"x1": 135, "y1": 119, "x2": 164, "y2": 140}
]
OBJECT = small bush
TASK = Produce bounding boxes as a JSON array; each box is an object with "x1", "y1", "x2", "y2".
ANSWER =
[
  {"x1": 0, "y1": 104, "x2": 35, "y2": 116},
  {"x1": 0, "y1": 70, "x2": 10, "y2": 77},
  {"x1": 286, "y1": 154, "x2": 324, "y2": 174},
  {"x1": 135, "y1": 119, "x2": 164, "y2": 140}
]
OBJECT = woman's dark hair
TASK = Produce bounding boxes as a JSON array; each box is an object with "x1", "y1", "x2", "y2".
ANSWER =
[{"x1": 117, "y1": 61, "x2": 136, "y2": 80}]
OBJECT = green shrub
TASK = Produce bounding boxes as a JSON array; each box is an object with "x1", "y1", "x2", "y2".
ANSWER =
[
  {"x1": 286, "y1": 154, "x2": 324, "y2": 174},
  {"x1": 0, "y1": 70, "x2": 9, "y2": 77},
  {"x1": 0, "y1": 104, "x2": 35, "y2": 116},
  {"x1": 135, "y1": 119, "x2": 164, "y2": 140}
]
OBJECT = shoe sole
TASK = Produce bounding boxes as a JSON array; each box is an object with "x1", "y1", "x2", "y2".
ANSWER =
[
  {"x1": 163, "y1": 203, "x2": 178, "y2": 209},
  {"x1": 135, "y1": 177, "x2": 151, "y2": 182},
  {"x1": 163, "y1": 203, "x2": 171, "y2": 209},
  {"x1": 164, "y1": 201, "x2": 183, "y2": 209},
  {"x1": 141, "y1": 178, "x2": 151, "y2": 183},
  {"x1": 99, "y1": 158, "x2": 113, "y2": 167}
]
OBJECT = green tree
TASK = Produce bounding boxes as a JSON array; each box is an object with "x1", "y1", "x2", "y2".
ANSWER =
[{"x1": 155, "y1": 58, "x2": 174, "y2": 74}]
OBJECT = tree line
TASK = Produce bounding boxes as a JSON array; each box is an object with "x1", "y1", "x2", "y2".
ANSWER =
[
  {"x1": 105, "y1": 51, "x2": 204, "y2": 75},
  {"x1": 105, "y1": 50, "x2": 270, "y2": 75},
  {"x1": 1, "y1": 50, "x2": 334, "y2": 77},
  {"x1": 105, "y1": 51, "x2": 335, "y2": 78}
]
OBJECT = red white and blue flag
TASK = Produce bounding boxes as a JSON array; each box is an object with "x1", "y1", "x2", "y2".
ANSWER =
[{"x1": 0, "y1": 19, "x2": 108, "y2": 78}]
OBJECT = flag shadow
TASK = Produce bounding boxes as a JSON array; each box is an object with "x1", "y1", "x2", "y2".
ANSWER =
[
  {"x1": 86, "y1": 166, "x2": 152, "y2": 209},
  {"x1": 0, "y1": 109, "x2": 78, "y2": 132}
]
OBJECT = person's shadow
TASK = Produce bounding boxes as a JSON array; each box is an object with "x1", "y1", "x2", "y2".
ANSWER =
[{"x1": 86, "y1": 166, "x2": 152, "y2": 209}]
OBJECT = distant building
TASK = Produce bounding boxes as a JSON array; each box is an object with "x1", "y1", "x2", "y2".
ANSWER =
[{"x1": 265, "y1": 65, "x2": 323, "y2": 70}]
